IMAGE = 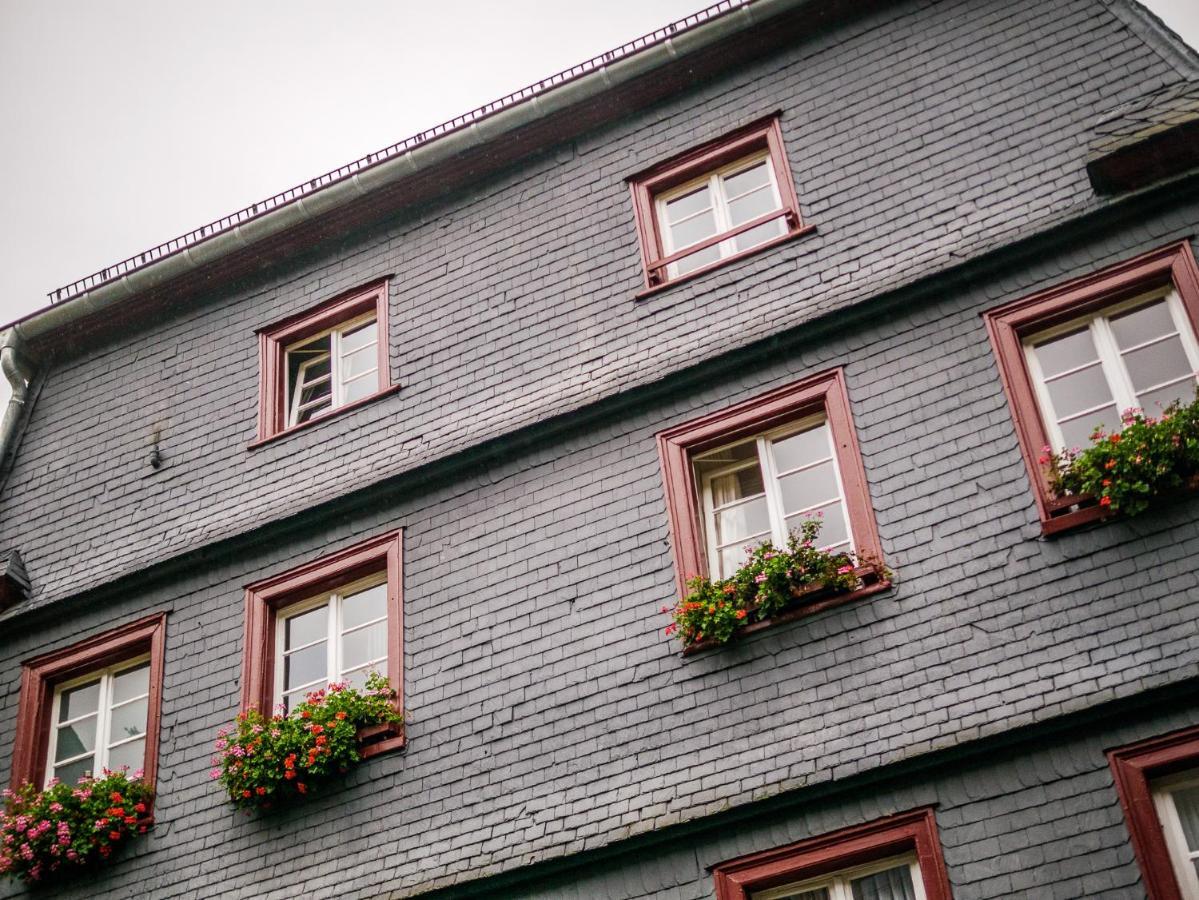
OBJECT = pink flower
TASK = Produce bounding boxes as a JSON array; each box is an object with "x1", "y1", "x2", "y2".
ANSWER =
[
  {"x1": 210, "y1": 768, "x2": 222, "y2": 780},
  {"x1": 837, "y1": 565, "x2": 854, "y2": 575},
  {"x1": 754, "y1": 573, "x2": 767, "y2": 583}
]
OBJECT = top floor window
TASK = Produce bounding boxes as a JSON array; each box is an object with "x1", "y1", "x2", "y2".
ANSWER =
[
  {"x1": 255, "y1": 278, "x2": 396, "y2": 444},
  {"x1": 984, "y1": 241, "x2": 1199, "y2": 533},
  {"x1": 628, "y1": 115, "x2": 811, "y2": 294}
]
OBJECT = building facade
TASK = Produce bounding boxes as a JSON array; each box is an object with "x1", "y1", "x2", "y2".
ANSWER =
[{"x1": 2, "y1": 0, "x2": 1199, "y2": 896}]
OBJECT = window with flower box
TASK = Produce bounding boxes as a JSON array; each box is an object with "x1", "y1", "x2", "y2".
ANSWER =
[
  {"x1": 1109, "y1": 725, "x2": 1199, "y2": 900},
  {"x1": 657, "y1": 368, "x2": 886, "y2": 607},
  {"x1": 11, "y1": 614, "x2": 166, "y2": 792},
  {"x1": 254, "y1": 278, "x2": 397, "y2": 444},
  {"x1": 241, "y1": 530, "x2": 404, "y2": 758},
  {"x1": 712, "y1": 808, "x2": 951, "y2": 900},
  {"x1": 985, "y1": 241, "x2": 1199, "y2": 533},
  {"x1": 628, "y1": 114, "x2": 812, "y2": 295}
]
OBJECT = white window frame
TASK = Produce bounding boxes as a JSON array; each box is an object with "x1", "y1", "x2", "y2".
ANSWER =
[
  {"x1": 655, "y1": 150, "x2": 785, "y2": 280},
  {"x1": 45, "y1": 655, "x2": 150, "y2": 788},
  {"x1": 273, "y1": 572, "x2": 389, "y2": 711},
  {"x1": 1153, "y1": 769, "x2": 1199, "y2": 899},
  {"x1": 285, "y1": 311, "x2": 380, "y2": 427},
  {"x1": 1023, "y1": 286, "x2": 1199, "y2": 451},
  {"x1": 697, "y1": 413, "x2": 854, "y2": 580},
  {"x1": 753, "y1": 852, "x2": 927, "y2": 900}
]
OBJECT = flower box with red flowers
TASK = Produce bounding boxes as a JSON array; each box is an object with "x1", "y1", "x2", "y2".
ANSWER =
[
  {"x1": 663, "y1": 519, "x2": 890, "y2": 655},
  {"x1": 212, "y1": 673, "x2": 403, "y2": 811},
  {"x1": 1042, "y1": 393, "x2": 1199, "y2": 527},
  {"x1": 0, "y1": 770, "x2": 153, "y2": 885}
]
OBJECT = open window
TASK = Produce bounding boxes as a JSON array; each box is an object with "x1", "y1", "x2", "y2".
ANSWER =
[
  {"x1": 255, "y1": 278, "x2": 396, "y2": 444},
  {"x1": 628, "y1": 115, "x2": 812, "y2": 295},
  {"x1": 984, "y1": 241, "x2": 1199, "y2": 532},
  {"x1": 11, "y1": 614, "x2": 167, "y2": 791}
]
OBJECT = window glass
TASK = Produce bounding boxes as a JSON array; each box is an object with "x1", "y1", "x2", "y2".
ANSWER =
[
  {"x1": 284, "y1": 314, "x2": 380, "y2": 427},
  {"x1": 48, "y1": 660, "x2": 149, "y2": 785},
  {"x1": 753, "y1": 856, "x2": 921, "y2": 900}
]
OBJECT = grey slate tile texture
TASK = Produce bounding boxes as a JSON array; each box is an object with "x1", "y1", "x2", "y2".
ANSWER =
[{"x1": 1, "y1": 0, "x2": 1199, "y2": 897}]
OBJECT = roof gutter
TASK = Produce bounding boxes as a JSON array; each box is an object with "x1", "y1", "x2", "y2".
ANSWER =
[
  {"x1": 0, "y1": 329, "x2": 34, "y2": 481},
  {"x1": 4, "y1": 0, "x2": 805, "y2": 348}
]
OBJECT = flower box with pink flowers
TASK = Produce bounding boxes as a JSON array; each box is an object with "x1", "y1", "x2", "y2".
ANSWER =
[
  {"x1": 212, "y1": 673, "x2": 403, "y2": 812},
  {"x1": 663, "y1": 519, "x2": 889, "y2": 654},
  {"x1": 0, "y1": 770, "x2": 152, "y2": 885}
]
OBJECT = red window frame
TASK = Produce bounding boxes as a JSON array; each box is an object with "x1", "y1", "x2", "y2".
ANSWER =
[
  {"x1": 240, "y1": 530, "x2": 405, "y2": 758},
  {"x1": 627, "y1": 114, "x2": 813, "y2": 297},
  {"x1": 1108, "y1": 725, "x2": 1199, "y2": 900},
  {"x1": 712, "y1": 807, "x2": 952, "y2": 900},
  {"x1": 656, "y1": 368, "x2": 886, "y2": 604},
  {"x1": 984, "y1": 241, "x2": 1199, "y2": 534},
  {"x1": 11, "y1": 613, "x2": 168, "y2": 792},
  {"x1": 253, "y1": 277, "x2": 397, "y2": 445}
]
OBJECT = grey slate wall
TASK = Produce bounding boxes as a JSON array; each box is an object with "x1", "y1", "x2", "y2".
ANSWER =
[
  {"x1": 1, "y1": 0, "x2": 1198, "y2": 897},
  {"x1": 0, "y1": 0, "x2": 1188, "y2": 610}
]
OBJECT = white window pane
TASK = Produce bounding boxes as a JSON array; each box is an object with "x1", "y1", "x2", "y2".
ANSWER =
[
  {"x1": 734, "y1": 217, "x2": 786, "y2": 252},
  {"x1": 341, "y1": 665, "x2": 383, "y2": 693},
  {"x1": 851, "y1": 865, "x2": 917, "y2": 900},
  {"x1": 1173, "y1": 785, "x2": 1199, "y2": 852},
  {"x1": 669, "y1": 209, "x2": 719, "y2": 250},
  {"x1": 55, "y1": 717, "x2": 97, "y2": 762},
  {"x1": 722, "y1": 161, "x2": 771, "y2": 197},
  {"x1": 342, "y1": 344, "x2": 378, "y2": 379},
  {"x1": 58, "y1": 680, "x2": 101, "y2": 722},
  {"x1": 777, "y1": 460, "x2": 841, "y2": 515},
  {"x1": 340, "y1": 319, "x2": 377, "y2": 354},
  {"x1": 284, "y1": 642, "x2": 327, "y2": 692},
  {"x1": 1034, "y1": 328, "x2": 1099, "y2": 378},
  {"x1": 1110, "y1": 300, "x2": 1176, "y2": 349},
  {"x1": 664, "y1": 184, "x2": 712, "y2": 223},
  {"x1": 342, "y1": 583, "x2": 388, "y2": 630},
  {"x1": 1139, "y1": 380, "x2": 1197, "y2": 414},
  {"x1": 715, "y1": 496, "x2": 771, "y2": 546},
  {"x1": 1045, "y1": 365, "x2": 1114, "y2": 419},
  {"x1": 674, "y1": 243, "x2": 723, "y2": 275},
  {"x1": 719, "y1": 544, "x2": 754, "y2": 578},
  {"x1": 112, "y1": 664, "x2": 149, "y2": 705},
  {"x1": 1059, "y1": 406, "x2": 1118, "y2": 449},
  {"x1": 342, "y1": 371, "x2": 380, "y2": 404},
  {"x1": 106, "y1": 738, "x2": 145, "y2": 774},
  {"x1": 53, "y1": 756, "x2": 94, "y2": 785},
  {"x1": 285, "y1": 605, "x2": 327, "y2": 650},
  {"x1": 787, "y1": 502, "x2": 849, "y2": 549},
  {"x1": 109, "y1": 697, "x2": 148, "y2": 745},
  {"x1": 711, "y1": 464, "x2": 766, "y2": 508},
  {"x1": 727, "y1": 184, "x2": 780, "y2": 227},
  {"x1": 341, "y1": 621, "x2": 387, "y2": 672},
  {"x1": 1123, "y1": 336, "x2": 1193, "y2": 392},
  {"x1": 772, "y1": 424, "x2": 832, "y2": 473},
  {"x1": 766, "y1": 890, "x2": 830, "y2": 900}
]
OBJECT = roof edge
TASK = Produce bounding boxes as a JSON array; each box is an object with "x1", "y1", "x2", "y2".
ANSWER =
[
  {"x1": 9, "y1": 0, "x2": 811, "y2": 343},
  {"x1": 1104, "y1": 0, "x2": 1199, "y2": 79}
]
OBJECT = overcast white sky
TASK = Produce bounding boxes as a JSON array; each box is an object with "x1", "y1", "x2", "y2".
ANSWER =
[{"x1": 0, "y1": 0, "x2": 1196, "y2": 328}]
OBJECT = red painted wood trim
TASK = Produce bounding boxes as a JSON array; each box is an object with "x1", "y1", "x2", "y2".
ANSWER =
[
  {"x1": 627, "y1": 113, "x2": 806, "y2": 291},
  {"x1": 247, "y1": 383, "x2": 403, "y2": 449},
  {"x1": 240, "y1": 530, "x2": 405, "y2": 749},
  {"x1": 656, "y1": 368, "x2": 884, "y2": 600},
  {"x1": 255, "y1": 277, "x2": 393, "y2": 442},
  {"x1": 983, "y1": 240, "x2": 1199, "y2": 534},
  {"x1": 11, "y1": 613, "x2": 168, "y2": 792},
  {"x1": 712, "y1": 807, "x2": 951, "y2": 900},
  {"x1": 1108, "y1": 725, "x2": 1199, "y2": 900}
]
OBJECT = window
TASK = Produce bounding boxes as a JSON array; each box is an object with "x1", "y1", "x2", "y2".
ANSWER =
[
  {"x1": 628, "y1": 115, "x2": 811, "y2": 294},
  {"x1": 657, "y1": 369, "x2": 884, "y2": 597},
  {"x1": 984, "y1": 241, "x2": 1199, "y2": 533},
  {"x1": 241, "y1": 530, "x2": 404, "y2": 757},
  {"x1": 255, "y1": 278, "x2": 396, "y2": 444},
  {"x1": 1109, "y1": 725, "x2": 1199, "y2": 900},
  {"x1": 712, "y1": 808, "x2": 951, "y2": 900},
  {"x1": 11, "y1": 614, "x2": 166, "y2": 791}
]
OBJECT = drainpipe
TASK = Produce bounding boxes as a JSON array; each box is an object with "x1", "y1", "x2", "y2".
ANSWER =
[{"x1": 0, "y1": 329, "x2": 33, "y2": 470}]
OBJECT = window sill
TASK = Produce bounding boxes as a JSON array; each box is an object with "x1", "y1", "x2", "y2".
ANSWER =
[
  {"x1": 635, "y1": 224, "x2": 817, "y2": 301},
  {"x1": 1042, "y1": 475, "x2": 1199, "y2": 535},
  {"x1": 681, "y1": 565, "x2": 890, "y2": 657},
  {"x1": 357, "y1": 722, "x2": 405, "y2": 760},
  {"x1": 249, "y1": 383, "x2": 402, "y2": 450}
]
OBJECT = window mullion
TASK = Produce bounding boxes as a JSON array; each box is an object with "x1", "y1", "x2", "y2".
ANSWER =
[
  {"x1": 712, "y1": 173, "x2": 736, "y2": 258},
  {"x1": 758, "y1": 436, "x2": 788, "y2": 547},
  {"x1": 331, "y1": 329, "x2": 344, "y2": 408},
  {"x1": 1092, "y1": 317, "x2": 1138, "y2": 415},
  {"x1": 329, "y1": 594, "x2": 341, "y2": 683},
  {"x1": 96, "y1": 670, "x2": 113, "y2": 774}
]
